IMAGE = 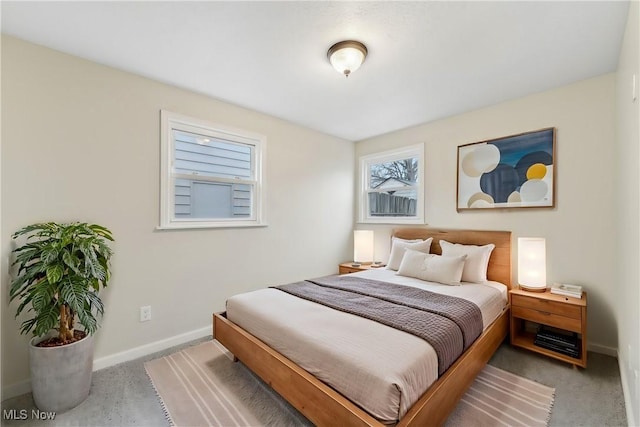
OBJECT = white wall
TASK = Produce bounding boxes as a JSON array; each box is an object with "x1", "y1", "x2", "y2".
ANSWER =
[
  {"x1": 0, "y1": 36, "x2": 354, "y2": 396},
  {"x1": 615, "y1": 1, "x2": 640, "y2": 425},
  {"x1": 356, "y1": 74, "x2": 618, "y2": 354}
]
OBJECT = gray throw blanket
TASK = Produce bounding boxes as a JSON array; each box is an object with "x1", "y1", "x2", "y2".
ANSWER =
[{"x1": 273, "y1": 275, "x2": 483, "y2": 376}]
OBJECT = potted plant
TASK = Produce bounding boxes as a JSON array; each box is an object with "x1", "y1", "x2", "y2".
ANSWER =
[{"x1": 9, "y1": 222, "x2": 114, "y2": 412}]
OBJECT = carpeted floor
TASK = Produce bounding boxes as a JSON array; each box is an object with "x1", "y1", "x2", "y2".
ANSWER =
[{"x1": 1, "y1": 339, "x2": 628, "y2": 426}]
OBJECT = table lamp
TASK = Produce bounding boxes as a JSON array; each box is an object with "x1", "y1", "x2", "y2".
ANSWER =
[
  {"x1": 518, "y1": 237, "x2": 547, "y2": 292},
  {"x1": 353, "y1": 230, "x2": 374, "y2": 266}
]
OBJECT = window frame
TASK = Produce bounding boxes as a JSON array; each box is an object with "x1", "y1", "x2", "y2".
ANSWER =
[
  {"x1": 159, "y1": 110, "x2": 266, "y2": 229},
  {"x1": 358, "y1": 143, "x2": 425, "y2": 224}
]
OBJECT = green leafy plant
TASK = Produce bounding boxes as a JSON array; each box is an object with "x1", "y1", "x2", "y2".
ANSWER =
[{"x1": 10, "y1": 222, "x2": 114, "y2": 344}]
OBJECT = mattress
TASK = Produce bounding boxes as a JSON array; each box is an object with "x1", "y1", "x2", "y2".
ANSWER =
[{"x1": 225, "y1": 269, "x2": 507, "y2": 424}]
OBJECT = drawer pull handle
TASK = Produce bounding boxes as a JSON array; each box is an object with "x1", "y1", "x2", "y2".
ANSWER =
[{"x1": 540, "y1": 311, "x2": 551, "y2": 316}]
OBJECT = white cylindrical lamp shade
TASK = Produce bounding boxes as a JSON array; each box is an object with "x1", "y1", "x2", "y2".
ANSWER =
[
  {"x1": 353, "y1": 230, "x2": 374, "y2": 263},
  {"x1": 518, "y1": 237, "x2": 547, "y2": 292}
]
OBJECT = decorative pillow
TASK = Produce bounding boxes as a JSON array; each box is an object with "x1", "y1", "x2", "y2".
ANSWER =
[
  {"x1": 386, "y1": 237, "x2": 433, "y2": 271},
  {"x1": 440, "y1": 240, "x2": 495, "y2": 282},
  {"x1": 397, "y1": 250, "x2": 467, "y2": 285}
]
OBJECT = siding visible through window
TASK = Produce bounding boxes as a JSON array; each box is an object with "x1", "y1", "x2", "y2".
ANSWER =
[
  {"x1": 172, "y1": 130, "x2": 253, "y2": 219},
  {"x1": 174, "y1": 131, "x2": 251, "y2": 179},
  {"x1": 174, "y1": 180, "x2": 252, "y2": 219},
  {"x1": 160, "y1": 110, "x2": 265, "y2": 229}
]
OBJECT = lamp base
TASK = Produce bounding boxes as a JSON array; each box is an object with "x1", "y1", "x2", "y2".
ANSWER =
[{"x1": 519, "y1": 284, "x2": 547, "y2": 292}]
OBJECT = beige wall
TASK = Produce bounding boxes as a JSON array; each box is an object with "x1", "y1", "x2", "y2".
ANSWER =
[
  {"x1": 0, "y1": 36, "x2": 354, "y2": 394},
  {"x1": 615, "y1": 1, "x2": 640, "y2": 425},
  {"x1": 356, "y1": 74, "x2": 618, "y2": 353}
]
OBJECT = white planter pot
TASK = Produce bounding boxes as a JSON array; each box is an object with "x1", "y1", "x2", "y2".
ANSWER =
[{"x1": 29, "y1": 333, "x2": 95, "y2": 413}]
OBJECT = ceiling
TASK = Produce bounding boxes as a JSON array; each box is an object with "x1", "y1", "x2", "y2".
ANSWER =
[{"x1": 1, "y1": 1, "x2": 630, "y2": 141}]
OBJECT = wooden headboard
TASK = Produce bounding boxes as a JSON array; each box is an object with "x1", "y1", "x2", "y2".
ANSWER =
[{"x1": 392, "y1": 228, "x2": 513, "y2": 288}]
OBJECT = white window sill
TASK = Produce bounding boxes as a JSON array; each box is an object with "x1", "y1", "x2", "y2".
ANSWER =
[
  {"x1": 156, "y1": 222, "x2": 268, "y2": 231},
  {"x1": 358, "y1": 218, "x2": 426, "y2": 225}
]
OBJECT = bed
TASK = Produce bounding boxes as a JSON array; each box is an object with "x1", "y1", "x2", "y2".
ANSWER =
[{"x1": 213, "y1": 228, "x2": 512, "y2": 426}]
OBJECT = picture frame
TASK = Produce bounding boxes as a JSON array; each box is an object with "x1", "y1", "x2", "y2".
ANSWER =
[{"x1": 456, "y1": 128, "x2": 556, "y2": 211}]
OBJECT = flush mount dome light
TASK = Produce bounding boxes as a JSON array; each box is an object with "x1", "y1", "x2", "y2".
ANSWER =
[{"x1": 327, "y1": 40, "x2": 368, "y2": 77}]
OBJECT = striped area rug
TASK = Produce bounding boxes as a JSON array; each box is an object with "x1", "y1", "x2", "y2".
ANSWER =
[
  {"x1": 145, "y1": 340, "x2": 554, "y2": 427},
  {"x1": 444, "y1": 364, "x2": 555, "y2": 427}
]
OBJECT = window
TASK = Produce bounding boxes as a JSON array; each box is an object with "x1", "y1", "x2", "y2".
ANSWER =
[
  {"x1": 359, "y1": 144, "x2": 424, "y2": 224},
  {"x1": 160, "y1": 111, "x2": 265, "y2": 229}
]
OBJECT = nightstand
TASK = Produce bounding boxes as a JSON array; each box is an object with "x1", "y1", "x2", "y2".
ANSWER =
[
  {"x1": 510, "y1": 288, "x2": 587, "y2": 367},
  {"x1": 338, "y1": 262, "x2": 384, "y2": 275}
]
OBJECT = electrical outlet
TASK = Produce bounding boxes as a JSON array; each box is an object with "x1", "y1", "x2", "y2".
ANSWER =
[{"x1": 140, "y1": 306, "x2": 151, "y2": 322}]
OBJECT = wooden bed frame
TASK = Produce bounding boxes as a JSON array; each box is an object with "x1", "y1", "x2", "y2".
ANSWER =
[{"x1": 213, "y1": 228, "x2": 512, "y2": 427}]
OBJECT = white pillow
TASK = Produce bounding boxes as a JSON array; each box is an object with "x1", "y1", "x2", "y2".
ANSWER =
[
  {"x1": 386, "y1": 237, "x2": 433, "y2": 271},
  {"x1": 440, "y1": 240, "x2": 495, "y2": 282},
  {"x1": 397, "y1": 249, "x2": 467, "y2": 285}
]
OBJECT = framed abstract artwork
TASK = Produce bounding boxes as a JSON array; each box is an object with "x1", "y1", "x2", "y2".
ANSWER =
[{"x1": 457, "y1": 128, "x2": 556, "y2": 211}]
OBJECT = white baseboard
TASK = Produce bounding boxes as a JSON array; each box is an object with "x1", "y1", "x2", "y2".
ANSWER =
[
  {"x1": 618, "y1": 350, "x2": 637, "y2": 427},
  {"x1": 588, "y1": 342, "x2": 618, "y2": 357},
  {"x1": 92, "y1": 325, "x2": 211, "y2": 371},
  {"x1": 1, "y1": 325, "x2": 211, "y2": 401}
]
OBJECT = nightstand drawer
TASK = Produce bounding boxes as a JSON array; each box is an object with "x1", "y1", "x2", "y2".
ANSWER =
[
  {"x1": 339, "y1": 266, "x2": 362, "y2": 274},
  {"x1": 512, "y1": 306, "x2": 582, "y2": 333},
  {"x1": 511, "y1": 294, "x2": 581, "y2": 319}
]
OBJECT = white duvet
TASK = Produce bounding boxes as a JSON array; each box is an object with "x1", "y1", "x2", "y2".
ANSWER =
[{"x1": 225, "y1": 269, "x2": 507, "y2": 424}]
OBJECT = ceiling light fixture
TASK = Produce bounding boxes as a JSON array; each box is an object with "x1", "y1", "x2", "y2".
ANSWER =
[{"x1": 327, "y1": 40, "x2": 368, "y2": 78}]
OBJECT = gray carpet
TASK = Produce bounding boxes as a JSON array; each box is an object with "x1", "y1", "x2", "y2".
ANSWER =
[
  {"x1": 490, "y1": 345, "x2": 627, "y2": 427},
  {"x1": 1, "y1": 339, "x2": 627, "y2": 427}
]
